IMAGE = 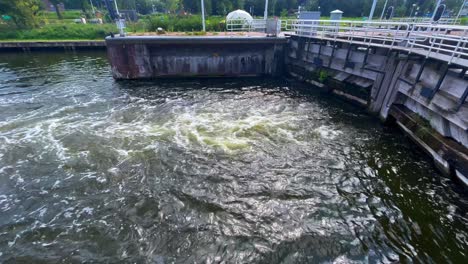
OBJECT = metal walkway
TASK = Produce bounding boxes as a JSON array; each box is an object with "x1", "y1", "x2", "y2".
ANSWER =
[
  {"x1": 285, "y1": 20, "x2": 468, "y2": 67},
  {"x1": 227, "y1": 19, "x2": 468, "y2": 67}
]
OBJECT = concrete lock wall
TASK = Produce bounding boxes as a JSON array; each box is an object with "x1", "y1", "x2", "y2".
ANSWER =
[
  {"x1": 286, "y1": 35, "x2": 468, "y2": 184},
  {"x1": 106, "y1": 37, "x2": 287, "y2": 79}
]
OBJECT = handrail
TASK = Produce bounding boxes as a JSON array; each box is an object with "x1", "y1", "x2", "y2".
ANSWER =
[
  {"x1": 287, "y1": 19, "x2": 468, "y2": 65},
  {"x1": 226, "y1": 18, "x2": 468, "y2": 65},
  {"x1": 392, "y1": 17, "x2": 461, "y2": 25},
  {"x1": 226, "y1": 19, "x2": 266, "y2": 32}
]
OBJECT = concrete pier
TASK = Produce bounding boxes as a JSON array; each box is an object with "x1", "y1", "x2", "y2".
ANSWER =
[{"x1": 105, "y1": 36, "x2": 287, "y2": 79}]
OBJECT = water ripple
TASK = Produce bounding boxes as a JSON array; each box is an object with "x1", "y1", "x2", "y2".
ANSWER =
[{"x1": 0, "y1": 52, "x2": 467, "y2": 263}]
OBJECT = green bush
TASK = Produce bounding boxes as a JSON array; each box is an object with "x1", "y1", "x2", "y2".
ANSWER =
[
  {"x1": 461, "y1": 17, "x2": 468, "y2": 26},
  {"x1": 38, "y1": 11, "x2": 83, "y2": 20},
  {"x1": 0, "y1": 24, "x2": 117, "y2": 40},
  {"x1": 145, "y1": 14, "x2": 225, "y2": 32},
  {"x1": 318, "y1": 70, "x2": 329, "y2": 83},
  {"x1": 0, "y1": 14, "x2": 229, "y2": 40}
]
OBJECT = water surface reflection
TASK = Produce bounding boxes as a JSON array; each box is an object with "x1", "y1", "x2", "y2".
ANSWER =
[{"x1": 0, "y1": 52, "x2": 467, "y2": 263}]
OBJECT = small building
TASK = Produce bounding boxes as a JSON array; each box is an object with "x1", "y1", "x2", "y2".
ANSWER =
[{"x1": 330, "y1": 10, "x2": 343, "y2": 21}]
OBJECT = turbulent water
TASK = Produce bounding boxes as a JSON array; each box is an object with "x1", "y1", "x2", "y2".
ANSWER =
[{"x1": 0, "y1": 51, "x2": 467, "y2": 263}]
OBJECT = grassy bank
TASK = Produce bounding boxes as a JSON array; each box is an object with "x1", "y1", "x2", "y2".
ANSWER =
[
  {"x1": 0, "y1": 14, "x2": 225, "y2": 41},
  {"x1": 0, "y1": 24, "x2": 117, "y2": 40},
  {"x1": 461, "y1": 17, "x2": 468, "y2": 25}
]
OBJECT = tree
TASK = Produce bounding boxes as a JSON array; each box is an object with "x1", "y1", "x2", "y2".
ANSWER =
[
  {"x1": 49, "y1": 0, "x2": 63, "y2": 19},
  {"x1": 0, "y1": 0, "x2": 41, "y2": 28},
  {"x1": 164, "y1": 0, "x2": 181, "y2": 12}
]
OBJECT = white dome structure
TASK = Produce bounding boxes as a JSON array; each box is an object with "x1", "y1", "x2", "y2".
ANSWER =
[{"x1": 226, "y1": 9, "x2": 253, "y2": 23}]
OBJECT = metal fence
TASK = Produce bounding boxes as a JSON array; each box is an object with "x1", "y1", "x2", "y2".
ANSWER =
[
  {"x1": 226, "y1": 19, "x2": 266, "y2": 32},
  {"x1": 406, "y1": 24, "x2": 468, "y2": 64},
  {"x1": 392, "y1": 17, "x2": 461, "y2": 25},
  {"x1": 225, "y1": 18, "x2": 468, "y2": 65},
  {"x1": 287, "y1": 19, "x2": 468, "y2": 65}
]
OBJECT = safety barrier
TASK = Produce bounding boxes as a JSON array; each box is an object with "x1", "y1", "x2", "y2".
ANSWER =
[
  {"x1": 226, "y1": 19, "x2": 266, "y2": 32},
  {"x1": 392, "y1": 17, "x2": 461, "y2": 25},
  {"x1": 287, "y1": 19, "x2": 468, "y2": 65}
]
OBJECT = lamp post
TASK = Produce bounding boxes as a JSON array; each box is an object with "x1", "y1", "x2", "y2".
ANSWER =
[
  {"x1": 113, "y1": 0, "x2": 120, "y2": 16},
  {"x1": 455, "y1": 0, "x2": 468, "y2": 23},
  {"x1": 414, "y1": 7, "x2": 420, "y2": 18},
  {"x1": 368, "y1": 0, "x2": 378, "y2": 21},
  {"x1": 201, "y1": 0, "x2": 206, "y2": 31},
  {"x1": 89, "y1": 0, "x2": 95, "y2": 14},
  {"x1": 410, "y1": 3, "x2": 416, "y2": 17},
  {"x1": 264, "y1": 0, "x2": 269, "y2": 20},
  {"x1": 380, "y1": 0, "x2": 388, "y2": 20},
  {"x1": 431, "y1": 0, "x2": 443, "y2": 20}
]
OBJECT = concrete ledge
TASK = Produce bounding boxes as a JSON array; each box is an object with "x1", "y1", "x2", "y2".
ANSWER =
[
  {"x1": 0, "y1": 41, "x2": 106, "y2": 51},
  {"x1": 389, "y1": 104, "x2": 468, "y2": 183},
  {"x1": 105, "y1": 36, "x2": 288, "y2": 45}
]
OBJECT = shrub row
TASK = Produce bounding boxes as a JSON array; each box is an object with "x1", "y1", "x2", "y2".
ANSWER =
[
  {"x1": 0, "y1": 24, "x2": 117, "y2": 40},
  {"x1": 0, "y1": 14, "x2": 228, "y2": 40},
  {"x1": 145, "y1": 15, "x2": 226, "y2": 32},
  {"x1": 38, "y1": 10, "x2": 83, "y2": 20}
]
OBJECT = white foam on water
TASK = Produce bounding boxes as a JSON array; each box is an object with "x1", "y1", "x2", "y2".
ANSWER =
[
  {"x1": 38, "y1": 207, "x2": 47, "y2": 218},
  {"x1": 0, "y1": 165, "x2": 13, "y2": 174},
  {"x1": 314, "y1": 125, "x2": 343, "y2": 140},
  {"x1": 80, "y1": 207, "x2": 94, "y2": 216}
]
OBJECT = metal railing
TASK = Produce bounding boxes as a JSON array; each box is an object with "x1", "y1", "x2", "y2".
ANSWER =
[
  {"x1": 225, "y1": 18, "x2": 468, "y2": 65},
  {"x1": 226, "y1": 19, "x2": 266, "y2": 32},
  {"x1": 288, "y1": 19, "x2": 468, "y2": 65},
  {"x1": 289, "y1": 20, "x2": 410, "y2": 46},
  {"x1": 391, "y1": 17, "x2": 461, "y2": 25},
  {"x1": 406, "y1": 24, "x2": 468, "y2": 64}
]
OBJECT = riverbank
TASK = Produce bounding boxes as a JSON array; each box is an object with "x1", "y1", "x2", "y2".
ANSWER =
[
  {"x1": 0, "y1": 32, "x2": 269, "y2": 51},
  {"x1": 0, "y1": 40, "x2": 106, "y2": 51}
]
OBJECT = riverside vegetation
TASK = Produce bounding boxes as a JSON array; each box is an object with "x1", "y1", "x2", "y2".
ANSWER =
[
  {"x1": 0, "y1": 12, "x2": 227, "y2": 41},
  {"x1": 1, "y1": 9, "x2": 466, "y2": 41}
]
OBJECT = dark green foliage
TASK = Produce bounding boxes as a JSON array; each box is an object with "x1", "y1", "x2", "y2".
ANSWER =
[
  {"x1": 37, "y1": 10, "x2": 83, "y2": 20},
  {"x1": 0, "y1": 24, "x2": 117, "y2": 40},
  {"x1": 146, "y1": 15, "x2": 225, "y2": 32},
  {"x1": 461, "y1": 17, "x2": 468, "y2": 25},
  {"x1": 0, "y1": 0, "x2": 42, "y2": 28},
  {"x1": 318, "y1": 69, "x2": 328, "y2": 83}
]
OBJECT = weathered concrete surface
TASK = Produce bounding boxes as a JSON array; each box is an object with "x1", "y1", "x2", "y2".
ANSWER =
[
  {"x1": 0, "y1": 41, "x2": 105, "y2": 51},
  {"x1": 286, "y1": 35, "x2": 468, "y2": 185},
  {"x1": 390, "y1": 105, "x2": 468, "y2": 185},
  {"x1": 106, "y1": 36, "x2": 287, "y2": 79}
]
